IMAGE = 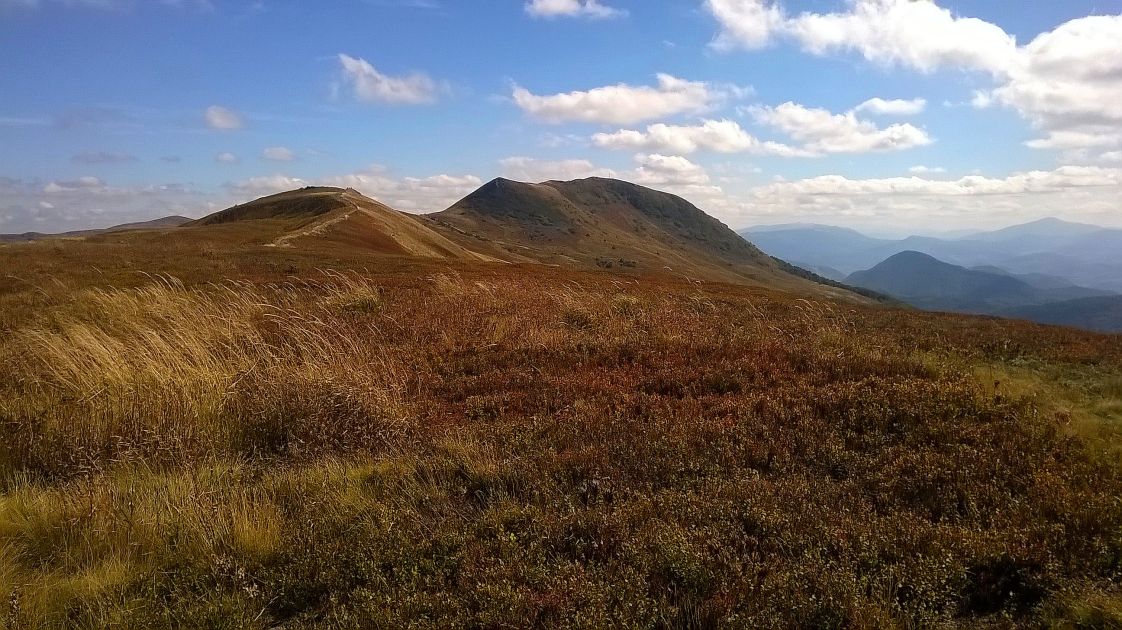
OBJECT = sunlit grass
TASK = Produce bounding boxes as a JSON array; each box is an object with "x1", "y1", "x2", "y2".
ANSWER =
[{"x1": 0, "y1": 267, "x2": 1120, "y2": 627}]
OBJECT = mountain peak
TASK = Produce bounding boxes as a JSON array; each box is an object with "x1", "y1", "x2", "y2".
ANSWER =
[{"x1": 429, "y1": 176, "x2": 870, "y2": 294}]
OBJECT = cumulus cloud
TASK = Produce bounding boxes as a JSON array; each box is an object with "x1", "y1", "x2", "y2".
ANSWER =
[
  {"x1": 230, "y1": 167, "x2": 482, "y2": 213},
  {"x1": 499, "y1": 156, "x2": 617, "y2": 182},
  {"x1": 524, "y1": 0, "x2": 624, "y2": 19},
  {"x1": 215, "y1": 152, "x2": 239, "y2": 163},
  {"x1": 706, "y1": 0, "x2": 1018, "y2": 73},
  {"x1": 512, "y1": 74, "x2": 717, "y2": 125},
  {"x1": 705, "y1": 1, "x2": 1122, "y2": 151},
  {"x1": 0, "y1": 175, "x2": 203, "y2": 234},
  {"x1": 853, "y1": 97, "x2": 926, "y2": 116},
  {"x1": 496, "y1": 154, "x2": 726, "y2": 203},
  {"x1": 592, "y1": 119, "x2": 813, "y2": 157},
  {"x1": 204, "y1": 105, "x2": 243, "y2": 130},
  {"x1": 631, "y1": 154, "x2": 711, "y2": 186},
  {"x1": 262, "y1": 146, "x2": 296, "y2": 162},
  {"x1": 228, "y1": 175, "x2": 309, "y2": 196},
  {"x1": 634, "y1": 154, "x2": 727, "y2": 200},
  {"x1": 337, "y1": 54, "x2": 441, "y2": 105},
  {"x1": 994, "y1": 15, "x2": 1122, "y2": 150},
  {"x1": 749, "y1": 102, "x2": 932, "y2": 154},
  {"x1": 739, "y1": 166, "x2": 1122, "y2": 230}
]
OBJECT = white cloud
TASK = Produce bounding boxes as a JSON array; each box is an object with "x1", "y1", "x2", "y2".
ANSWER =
[
  {"x1": 631, "y1": 154, "x2": 711, "y2": 186},
  {"x1": 524, "y1": 0, "x2": 624, "y2": 19},
  {"x1": 1024, "y1": 130, "x2": 1122, "y2": 151},
  {"x1": 1101, "y1": 151, "x2": 1122, "y2": 163},
  {"x1": 706, "y1": 0, "x2": 786, "y2": 49},
  {"x1": 592, "y1": 119, "x2": 813, "y2": 157},
  {"x1": 229, "y1": 175, "x2": 308, "y2": 196},
  {"x1": 853, "y1": 97, "x2": 926, "y2": 116},
  {"x1": 512, "y1": 74, "x2": 716, "y2": 125},
  {"x1": 499, "y1": 156, "x2": 617, "y2": 182},
  {"x1": 337, "y1": 54, "x2": 441, "y2": 105},
  {"x1": 970, "y1": 90, "x2": 995, "y2": 110},
  {"x1": 262, "y1": 146, "x2": 296, "y2": 162},
  {"x1": 738, "y1": 166, "x2": 1122, "y2": 230},
  {"x1": 706, "y1": 0, "x2": 1019, "y2": 74},
  {"x1": 908, "y1": 165, "x2": 946, "y2": 175},
  {"x1": 993, "y1": 15, "x2": 1122, "y2": 150},
  {"x1": 215, "y1": 152, "x2": 239, "y2": 163},
  {"x1": 754, "y1": 166, "x2": 1122, "y2": 197},
  {"x1": 706, "y1": 2, "x2": 1122, "y2": 152},
  {"x1": 230, "y1": 167, "x2": 481, "y2": 213},
  {"x1": 0, "y1": 175, "x2": 203, "y2": 234},
  {"x1": 204, "y1": 105, "x2": 243, "y2": 131},
  {"x1": 750, "y1": 102, "x2": 932, "y2": 154}
]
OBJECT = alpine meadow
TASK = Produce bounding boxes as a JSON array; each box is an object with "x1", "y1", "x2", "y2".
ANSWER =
[{"x1": 2, "y1": 1, "x2": 1122, "y2": 628}]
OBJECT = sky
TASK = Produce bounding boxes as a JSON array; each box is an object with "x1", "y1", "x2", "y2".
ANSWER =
[{"x1": 1, "y1": 0, "x2": 1121, "y2": 236}]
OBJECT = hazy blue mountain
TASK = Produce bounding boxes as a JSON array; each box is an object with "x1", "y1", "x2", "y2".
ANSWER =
[
  {"x1": 998, "y1": 252, "x2": 1122, "y2": 294},
  {"x1": 740, "y1": 218, "x2": 1122, "y2": 291},
  {"x1": 957, "y1": 217, "x2": 1105, "y2": 251},
  {"x1": 1004, "y1": 296, "x2": 1122, "y2": 333},
  {"x1": 1049, "y1": 229, "x2": 1122, "y2": 265},
  {"x1": 737, "y1": 225, "x2": 895, "y2": 273},
  {"x1": 970, "y1": 265, "x2": 1113, "y2": 299},
  {"x1": 846, "y1": 252, "x2": 1043, "y2": 314}
]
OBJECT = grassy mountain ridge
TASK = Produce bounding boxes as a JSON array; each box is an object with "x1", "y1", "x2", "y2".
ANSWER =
[{"x1": 433, "y1": 177, "x2": 853, "y2": 296}]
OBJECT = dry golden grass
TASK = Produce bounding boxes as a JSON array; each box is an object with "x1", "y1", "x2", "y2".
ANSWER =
[{"x1": 0, "y1": 255, "x2": 1121, "y2": 628}]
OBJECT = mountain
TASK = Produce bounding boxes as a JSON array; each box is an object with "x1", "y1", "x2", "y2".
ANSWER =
[
  {"x1": 189, "y1": 186, "x2": 491, "y2": 260},
  {"x1": 741, "y1": 218, "x2": 1122, "y2": 292},
  {"x1": 960, "y1": 217, "x2": 1105, "y2": 251},
  {"x1": 176, "y1": 180, "x2": 872, "y2": 301},
  {"x1": 847, "y1": 252, "x2": 1044, "y2": 313},
  {"x1": 1004, "y1": 296, "x2": 1122, "y2": 333},
  {"x1": 847, "y1": 251, "x2": 1120, "y2": 330},
  {"x1": 432, "y1": 177, "x2": 854, "y2": 294},
  {"x1": 738, "y1": 224, "x2": 892, "y2": 273},
  {"x1": 0, "y1": 215, "x2": 192, "y2": 243},
  {"x1": 997, "y1": 252, "x2": 1122, "y2": 294},
  {"x1": 969, "y1": 265, "x2": 1111, "y2": 300}
]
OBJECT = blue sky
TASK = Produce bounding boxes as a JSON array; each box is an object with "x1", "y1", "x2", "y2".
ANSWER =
[{"x1": 1, "y1": 0, "x2": 1120, "y2": 235}]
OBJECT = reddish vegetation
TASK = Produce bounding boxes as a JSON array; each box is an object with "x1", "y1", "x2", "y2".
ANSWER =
[{"x1": 0, "y1": 184, "x2": 1120, "y2": 627}]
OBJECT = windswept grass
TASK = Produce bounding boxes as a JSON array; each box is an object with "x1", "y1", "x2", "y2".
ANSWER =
[{"x1": 1, "y1": 266, "x2": 1121, "y2": 627}]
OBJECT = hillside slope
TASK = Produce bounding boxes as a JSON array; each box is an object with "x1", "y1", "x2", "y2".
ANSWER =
[
  {"x1": 190, "y1": 186, "x2": 493, "y2": 260},
  {"x1": 432, "y1": 177, "x2": 856, "y2": 296}
]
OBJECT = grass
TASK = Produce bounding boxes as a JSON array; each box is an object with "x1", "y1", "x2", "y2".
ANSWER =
[{"x1": 1, "y1": 248, "x2": 1122, "y2": 627}]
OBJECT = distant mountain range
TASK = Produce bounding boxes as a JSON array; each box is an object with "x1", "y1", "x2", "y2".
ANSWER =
[
  {"x1": 741, "y1": 219, "x2": 1122, "y2": 333},
  {"x1": 741, "y1": 218, "x2": 1122, "y2": 293},
  {"x1": 846, "y1": 251, "x2": 1111, "y2": 313},
  {"x1": 0, "y1": 215, "x2": 192, "y2": 243}
]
